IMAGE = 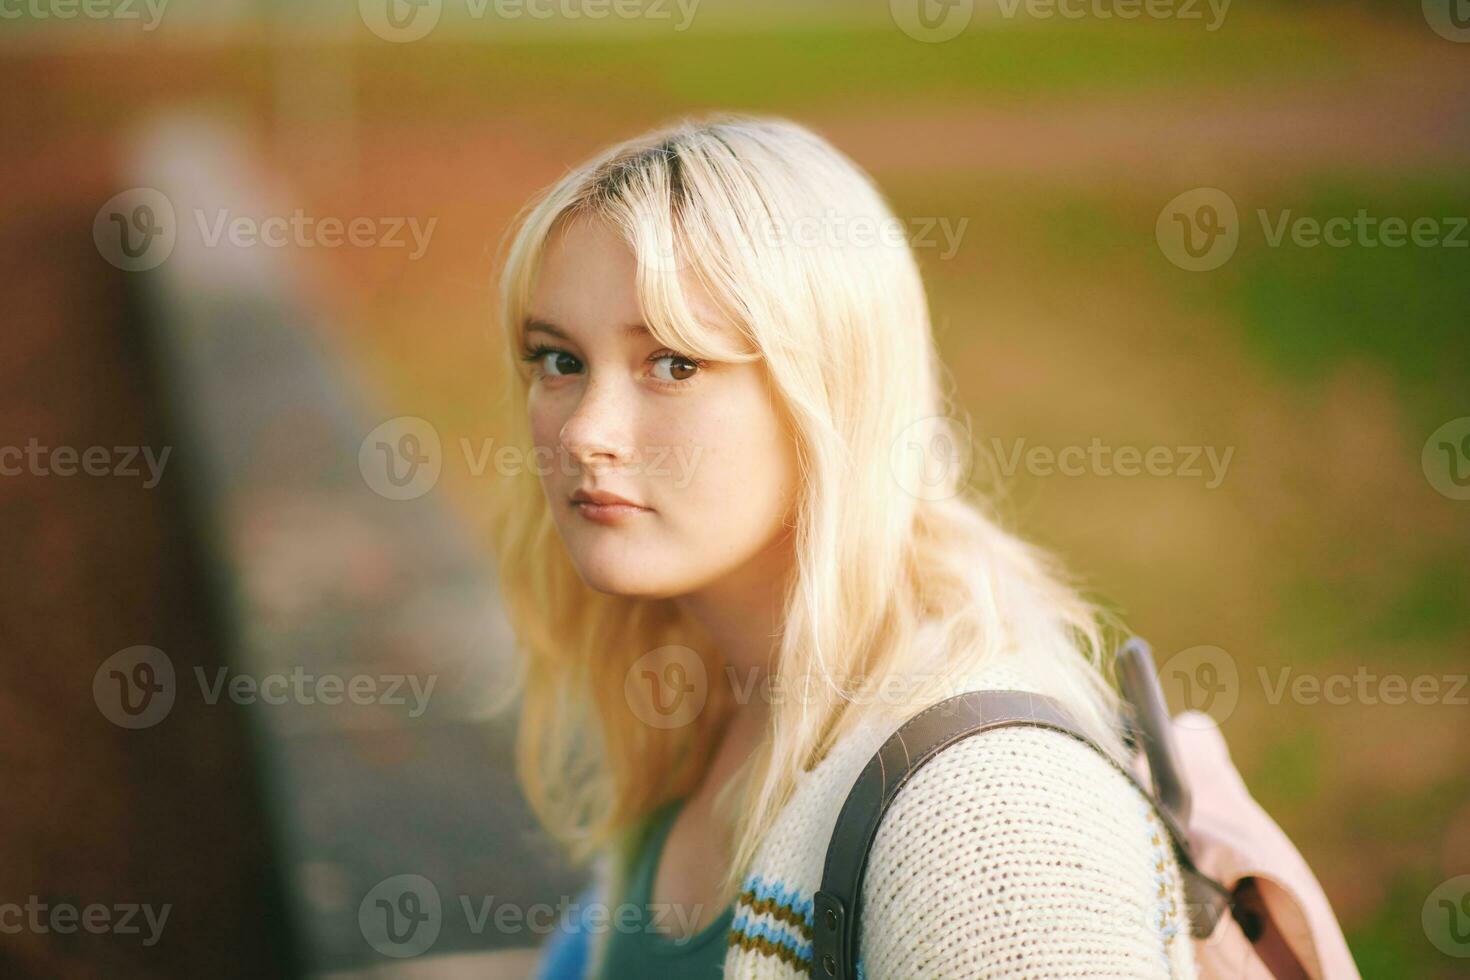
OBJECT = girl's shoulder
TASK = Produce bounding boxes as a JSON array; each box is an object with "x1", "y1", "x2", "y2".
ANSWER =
[
  {"x1": 727, "y1": 652, "x2": 1197, "y2": 977},
  {"x1": 852, "y1": 657, "x2": 1199, "y2": 977}
]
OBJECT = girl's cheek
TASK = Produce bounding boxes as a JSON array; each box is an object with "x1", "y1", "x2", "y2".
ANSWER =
[{"x1": 526, "y1": 393, "x2": 560, "y2": 449}]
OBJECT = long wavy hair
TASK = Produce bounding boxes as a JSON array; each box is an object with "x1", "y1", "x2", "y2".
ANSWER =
[{"x1": 487, "y1": 111, "x2": 1130, "y2": 909}]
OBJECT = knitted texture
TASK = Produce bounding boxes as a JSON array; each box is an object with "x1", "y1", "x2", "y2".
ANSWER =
[{"x1": 584, "y1": 656, "x2": 1199, "y2": 979}]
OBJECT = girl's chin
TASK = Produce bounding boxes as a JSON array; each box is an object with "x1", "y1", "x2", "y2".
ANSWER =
[
  {"x1": 582, "y1": 579, "x2": 683, "y2": 601},
  {"x1": 571, "y1": 555, "x2": 681, "y2": 599}
]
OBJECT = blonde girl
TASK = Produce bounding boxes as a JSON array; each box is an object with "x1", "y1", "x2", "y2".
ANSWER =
[{"x1": 489, "y1": 111, "x2": 1198, "y2": 978}]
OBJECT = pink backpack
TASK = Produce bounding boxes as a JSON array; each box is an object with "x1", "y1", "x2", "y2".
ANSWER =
[
  {"x1": 810, "y1": 638, "x2": 1361, "y2": 979},
  {"x1": 1116, "y1": 639, "x2": 1361, "y2": 978}
]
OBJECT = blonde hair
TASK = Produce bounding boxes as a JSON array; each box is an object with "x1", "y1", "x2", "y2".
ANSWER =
[{"x1": 487, "y1": 111, "x2": 1130, "y2": 909}]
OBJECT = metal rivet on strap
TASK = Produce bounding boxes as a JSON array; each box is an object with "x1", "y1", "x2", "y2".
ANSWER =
[
  {"x1": 822, "y1": 953, "x2": 836, "y2": 976},
  {"x1": 824, "y1": 908, "x2": 838, "y2": 931}
]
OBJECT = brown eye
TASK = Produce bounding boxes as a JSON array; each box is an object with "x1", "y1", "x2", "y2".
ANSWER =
[
  {"x1": 537, "y1": 350, "x2": 582, "y2": 377},
  {"x1": 651, "y1": 354, "x2": 700, "y2": 383}
]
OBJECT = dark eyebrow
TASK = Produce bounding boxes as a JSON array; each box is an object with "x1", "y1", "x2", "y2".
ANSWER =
[{"x1": 523, "y1": 316, "x2": 650, "y2": 342}]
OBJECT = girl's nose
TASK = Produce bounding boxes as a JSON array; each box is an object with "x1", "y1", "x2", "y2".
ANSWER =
[{"x1": 558, "y1": 380, "x2": 637, "y2": 472}]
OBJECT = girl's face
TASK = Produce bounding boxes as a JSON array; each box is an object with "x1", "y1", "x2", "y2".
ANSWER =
[{"x1": 523, "y1": 216, "x2": 799, "y2": 600}]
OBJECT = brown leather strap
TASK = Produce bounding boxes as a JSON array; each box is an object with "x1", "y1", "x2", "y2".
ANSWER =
[{"x1": 810, "y1": 689, "x2": 1230, "y2": 979}]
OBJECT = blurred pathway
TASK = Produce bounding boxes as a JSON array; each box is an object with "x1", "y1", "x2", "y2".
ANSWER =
[{"x1": 124, "y1": 115, "x2": 582, "y2": 977}]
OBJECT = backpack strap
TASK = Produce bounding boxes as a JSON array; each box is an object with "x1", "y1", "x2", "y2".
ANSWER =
[{"x1": 810, "y1": 689, "x2": 1232, "y2": 980}]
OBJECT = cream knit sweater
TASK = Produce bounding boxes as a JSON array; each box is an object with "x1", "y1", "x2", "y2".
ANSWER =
[{"x1": 582, "y1": 655, "x2": 1200, "y2": 979}]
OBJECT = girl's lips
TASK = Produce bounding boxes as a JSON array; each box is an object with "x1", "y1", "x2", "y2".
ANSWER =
[{"x1": 572, "y1": 500, "x2": 652, "y2": 525}]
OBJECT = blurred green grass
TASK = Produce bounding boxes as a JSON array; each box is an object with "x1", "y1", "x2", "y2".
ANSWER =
[
  {"x1": 969, "y1": 175, "x2": 1470, "y2": 423},
  {"x1": 384, "y1": 17, "x2": 1352, "y2": 108},
  {"x1": 1226, "y1": 177, "x2": 1470, "y2": 405}
]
